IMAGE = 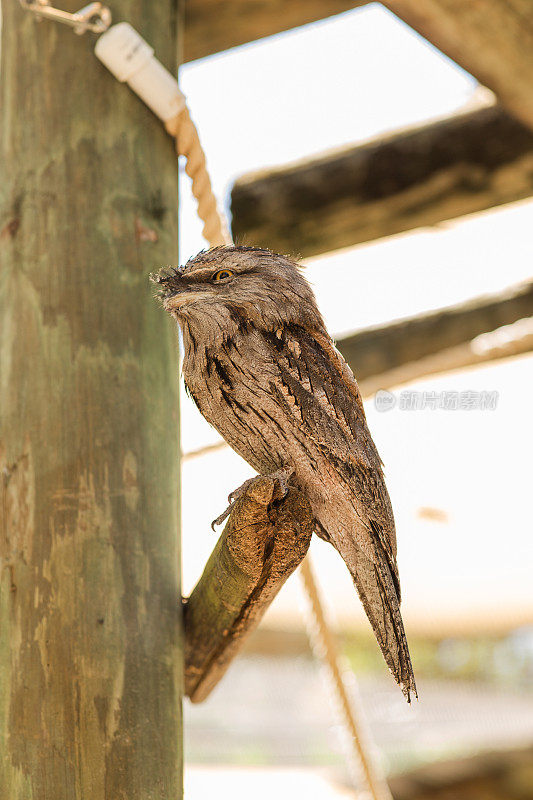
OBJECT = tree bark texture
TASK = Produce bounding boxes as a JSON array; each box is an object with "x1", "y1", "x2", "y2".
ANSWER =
[
  {"x1": 184, "y1": 478, "x2": 313, "y2": 703},
  {"x1": 231, "y1": 103, "x2": 533, "y2": 258},
  {"x1": 0, "y1": 2, "x2": 181, "y2": 798}
]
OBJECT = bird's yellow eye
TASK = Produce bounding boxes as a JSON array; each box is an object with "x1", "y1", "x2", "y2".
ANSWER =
[{"x1": 212, "y1": 269, "x2": 234, "y2": 282}]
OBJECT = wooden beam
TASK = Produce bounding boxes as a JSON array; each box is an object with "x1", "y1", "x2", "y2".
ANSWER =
[
  {"x1": 357, "y1": 317, "x2": 533, "y2": 397},
  {"x1": 384, "y1": 0, "x2": 533, "y2": 132},
  {"x1": 0, "y1": 3, "x2": 181, "y2": 797},
  {"x1": 389, "y1": 746, "x2": 533, "y2": 800},
  {"x1": 231, "y1": 103, "x2": 533, "y2": 258},
  {"x1": 183, "y1": 0, "x2": 368, "y2": 63},
  {"x1": 337, "y1": 280, "x2": 533, "y2": 392},
  {"x1": 184, "y1": 478, "x2": 313, "y2": 702}
]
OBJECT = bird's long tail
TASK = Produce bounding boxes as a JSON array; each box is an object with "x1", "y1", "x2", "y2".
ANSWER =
[{"x1": 343, "y1": 538, "x2": 417, "y2": 702}]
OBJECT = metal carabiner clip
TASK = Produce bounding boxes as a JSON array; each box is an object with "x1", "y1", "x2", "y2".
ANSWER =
[{"x1": 19, "y1": 1, "x2": 112, "y2": 35}]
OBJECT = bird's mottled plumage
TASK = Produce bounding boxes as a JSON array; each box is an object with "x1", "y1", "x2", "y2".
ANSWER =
[{"x1": 152, "y1": 246, "x2": 417, "y2": 700}]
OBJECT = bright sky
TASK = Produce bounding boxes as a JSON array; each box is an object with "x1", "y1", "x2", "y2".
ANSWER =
[{"x1": 177, "y1": 5, "x2": 533, "y2": 633}]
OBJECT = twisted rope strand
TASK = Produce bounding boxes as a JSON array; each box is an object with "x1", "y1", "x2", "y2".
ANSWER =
[{"x1": 166, "y1": 106, "x2": 232, "y2": 247}]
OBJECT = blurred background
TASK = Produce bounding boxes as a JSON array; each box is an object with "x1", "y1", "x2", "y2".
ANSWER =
[{"x1": 178, "y1": 4, "x2": 533, "y2": 799}]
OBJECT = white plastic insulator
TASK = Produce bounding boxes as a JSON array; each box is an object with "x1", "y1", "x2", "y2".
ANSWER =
[{"x1": 95, "y1": 22, "x2": 186, "y2": 122}]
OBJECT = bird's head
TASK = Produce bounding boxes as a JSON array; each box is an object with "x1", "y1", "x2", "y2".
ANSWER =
[{"x1": 150, "y1": 245, "x2": 324, "y2": 333}]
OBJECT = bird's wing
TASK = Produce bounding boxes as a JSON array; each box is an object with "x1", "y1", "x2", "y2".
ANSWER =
[
  {"x1": 264, "y1": 324, "x2": 417, "y2": 700},
  {"x1": 265, "y1": 325, "x2": 397, "y2": 560}
]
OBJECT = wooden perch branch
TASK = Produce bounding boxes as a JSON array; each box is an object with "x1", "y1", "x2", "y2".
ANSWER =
[{"x1": 184, "y1": 477, "x2": 314, "y2": 703}]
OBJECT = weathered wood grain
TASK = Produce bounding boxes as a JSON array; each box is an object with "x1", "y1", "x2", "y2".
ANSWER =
[
  {"x1": 0, "y1": 2, "x2": 181, "y2": 798},
  {"x1": 184, "y1": 478, "x2": 313, "y2": 703},
  {"x1": 183, "y1": 0, "x2": 368, "y2": 62},
  {"x1": 231, "y1": 103, "x2": 533, "y2": 258}
]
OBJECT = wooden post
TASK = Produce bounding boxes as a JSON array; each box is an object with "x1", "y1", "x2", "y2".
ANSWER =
[{"x1": 0, "y1": 3, "x2": 181, "y2": 798}]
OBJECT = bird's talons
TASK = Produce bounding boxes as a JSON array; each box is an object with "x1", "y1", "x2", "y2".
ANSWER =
[
  {"x1": 211, "y1": 467, "x2": 295, "y2": 530},
  {"x1": 211, "y1": 507, "x2": 231, "y2": 530}
]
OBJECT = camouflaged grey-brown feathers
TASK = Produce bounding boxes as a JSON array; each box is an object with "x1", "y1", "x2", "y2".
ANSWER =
[{"x1": 153, "y1": 245, "x2": 417, "y2": 700}]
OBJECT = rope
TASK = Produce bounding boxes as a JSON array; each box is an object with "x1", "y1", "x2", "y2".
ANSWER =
[
  {"x1": 165, "y1": 106, "x2": 232, "y2": 247},
  {"x1": 300, "y1": 558, "x2": 393, "y2": 800},
  {"x1": 173, "y1": 101, "x2": 392, "y2": 800}
]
